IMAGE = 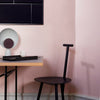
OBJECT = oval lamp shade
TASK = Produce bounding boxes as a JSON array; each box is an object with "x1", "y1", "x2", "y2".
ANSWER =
[{"x1": 0, "y1": 28, "x2": 19, "y2": 56}]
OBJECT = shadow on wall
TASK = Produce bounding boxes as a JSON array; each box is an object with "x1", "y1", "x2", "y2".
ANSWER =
[
  {"x1": 81, "y1": 61, "x2": 94, "y2": 96},
  {"x1": 0, "y1": 66, "x2": 5, "y2": 92},
  {"x1": 17, "y1": 59, "x2": 53, "y2": 93},
  {"x1": 0, "y1": 66, "x2": 17, "y2": 92},
  {"x1": 67, "y1": 47, "x2": 75, "y2": 79},
  {"x1": 0, "y1": 58, "x2": 53, "y2": 93},
  {"x1": 67, "y1": 48, "x2": 77, "y2": 94},
  {"x1": 66, "y1": 48, "x2": 95, "y2": 97},
  {"x1": 0, "y1": 50, "x2": 78, "y2": 96}
]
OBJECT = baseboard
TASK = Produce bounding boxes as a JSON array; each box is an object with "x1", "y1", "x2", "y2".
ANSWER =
[
  {"x1": 0, "y1": 93, "x2": 21, "y2": 100},
  {"x1": 70, "y1": 94, "x2": 99, "y2": 100},
  {"x1": 0, "y1": 93, "x2": 99, "y2": 100}
]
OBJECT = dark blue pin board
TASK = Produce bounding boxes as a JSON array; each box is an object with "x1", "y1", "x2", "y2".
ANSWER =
[{"x1": 0, "y1": 0, "x2": 43, "y2": 24}]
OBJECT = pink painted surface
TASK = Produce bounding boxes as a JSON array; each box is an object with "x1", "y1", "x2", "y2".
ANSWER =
[
  {"x1": 0, "y1": 0, "x2": 75, "y2": 94},
  {"x1": 0, "y1": 0, "x2": 99, "y2": 98},
  {"x1": 74, "y1": 0, "x2": 100, "y2": 97}
]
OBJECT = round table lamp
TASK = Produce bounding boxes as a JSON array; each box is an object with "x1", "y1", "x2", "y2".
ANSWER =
[{"x1": 0, "y1": 28, "x2": 19, "y2": 56}]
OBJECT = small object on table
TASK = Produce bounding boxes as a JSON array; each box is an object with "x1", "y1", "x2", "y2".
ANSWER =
[{"x1": 3, "y1": 55, "x2": 38, "y2": 61}]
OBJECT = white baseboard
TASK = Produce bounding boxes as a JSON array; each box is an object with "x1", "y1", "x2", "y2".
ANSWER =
[
  {"x1": 0, "y1": 93, "x2": 99, "y2": 100},
  {"x1": 0, "y1": 93, "x2": 21, "y2": 100}
]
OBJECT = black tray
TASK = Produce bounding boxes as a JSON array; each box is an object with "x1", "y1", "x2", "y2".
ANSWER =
[{"x1": 3, "y1": 55, "x2": 38, "y2": 61}]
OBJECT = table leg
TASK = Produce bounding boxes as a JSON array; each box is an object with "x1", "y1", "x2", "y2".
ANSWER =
[
  {"x1": 4, "y1": 66, "x2": 7, "y2": 100},
  {"x1": 15, "y1": 66, "x2": 17, "y2": 100}
]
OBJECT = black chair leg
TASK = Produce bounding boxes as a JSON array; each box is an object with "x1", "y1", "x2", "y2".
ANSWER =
[
  {"x1": 60, "y1": 84, "x2": 65, "y2": 100},
  {"x1": 55, "y1": 84, "x2": 58, "y2": 100},
  {"x1": 37, "y1": 82, "x2": 43, "y2": 100}
]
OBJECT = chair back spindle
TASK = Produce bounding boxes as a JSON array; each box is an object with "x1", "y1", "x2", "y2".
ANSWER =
[{"x1": 63, "y1": 44, "x2": 73, "y2": 79}]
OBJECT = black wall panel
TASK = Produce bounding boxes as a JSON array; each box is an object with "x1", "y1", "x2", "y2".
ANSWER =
[
  {"x1": 0, "y1": 0, "x2": 43, "y2": 24},
  {"x1": 0, "y1": 0, "x2": 13, "y2": 3},
  {"x1": 32, "y1": 5, "x2": 43, "y2": 24},
  {"x1": 15, "y1": 0, "x2": 43, "y2": 3},
  {"x1": 0, "y1": 4, "x2": 31, "y2": 23}
]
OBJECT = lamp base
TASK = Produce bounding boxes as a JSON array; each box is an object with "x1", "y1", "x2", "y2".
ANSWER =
[{"x1": 5, "y1": 49, "x2": 11, "y2": 56}]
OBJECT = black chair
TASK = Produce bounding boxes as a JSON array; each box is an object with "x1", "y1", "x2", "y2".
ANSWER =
[{"x1": 35, "y1": 44, "x2": 73, "y2": 100}]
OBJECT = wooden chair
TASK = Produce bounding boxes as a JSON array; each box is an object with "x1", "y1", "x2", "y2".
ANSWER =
[{"x1": 35, "y1": 44, "x2": 73, "y2": 100}]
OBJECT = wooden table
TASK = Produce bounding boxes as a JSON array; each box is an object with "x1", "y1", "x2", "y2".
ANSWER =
[{"x1": 0, "y1": 56, "x2": 43, "y2": 100}]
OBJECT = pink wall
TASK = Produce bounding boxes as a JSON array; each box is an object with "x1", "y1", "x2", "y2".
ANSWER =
[
  {"x1": 73, "y1": 0, "x2": 100, "y2": 97},
  {"x1": 0, "y1": 0, "x2": 99, "y2": 98},
  {"x1": 0, "y1": 0, "x2": 75, "y2": 93}
]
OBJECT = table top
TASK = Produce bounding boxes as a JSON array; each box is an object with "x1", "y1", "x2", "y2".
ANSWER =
[{"x1": 0, "y1": 56, "x2": 43, "y2": 67}]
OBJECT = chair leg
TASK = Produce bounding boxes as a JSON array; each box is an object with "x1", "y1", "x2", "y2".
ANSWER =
[
  {"x1": 60, "y1": 84, "x2": 65, "y2": 100},
  {"x1": 37, "y1": 82, "x2": 43, "y2": 100},
  {"x1": 55, "y1": 84, "x2": 58, "y2": 100}
]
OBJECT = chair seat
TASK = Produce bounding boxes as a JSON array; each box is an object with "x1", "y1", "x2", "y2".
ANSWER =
[{"x1": 35, "y1": 77, "x2": 71, "y2": 85}]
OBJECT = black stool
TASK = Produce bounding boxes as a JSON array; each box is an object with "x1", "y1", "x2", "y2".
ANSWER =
[{"x1": 35, "y1": 44, "x2": 73, "y2": 100}]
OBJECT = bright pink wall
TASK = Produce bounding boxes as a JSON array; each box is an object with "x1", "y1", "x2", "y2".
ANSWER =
[
  {"x1": 0, "y1": 0, "x2": 75, "y2": 93},
  {"x1": 73, "y1": 0, "x2": 100, "y2": 97}
]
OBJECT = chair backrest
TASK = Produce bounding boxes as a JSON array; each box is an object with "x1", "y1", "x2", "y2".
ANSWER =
[{"x1": 63, "y1": 44, "x2": 73, "y2": 79}]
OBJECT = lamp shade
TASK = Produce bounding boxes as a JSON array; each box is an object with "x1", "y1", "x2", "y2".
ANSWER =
[{"x1": 0, "y1": 28, "x2": 19, "y2": 56}]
